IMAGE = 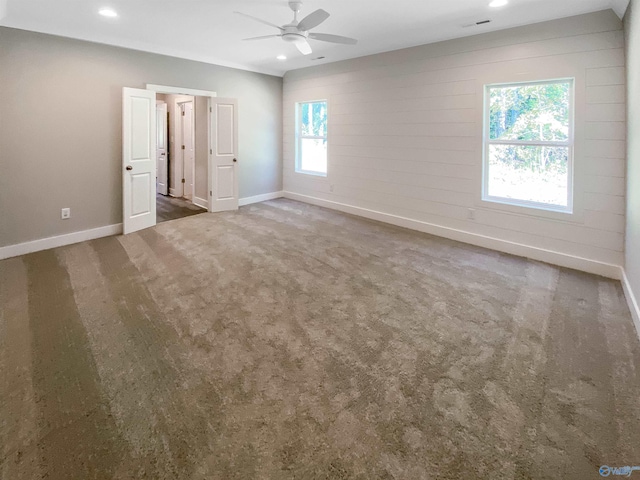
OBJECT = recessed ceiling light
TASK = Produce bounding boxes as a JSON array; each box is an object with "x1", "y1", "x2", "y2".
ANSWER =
[
  {"x1": 489, "y1": 0, "x2": 508, "y2": 6},
  {"x1": 276, "y1": 55, "x2": 287, "y2": 60},
  {"x1": 99, "y1": 8, "x2": 118, "y2": 17}
]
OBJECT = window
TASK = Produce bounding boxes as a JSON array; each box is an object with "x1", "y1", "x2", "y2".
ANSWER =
[
  {"x1": 296, "y1": 101, "x2": 327, "y2": 176},
  {"x1": 483, "y1": 79, "x2": 574, "y2": 212}
]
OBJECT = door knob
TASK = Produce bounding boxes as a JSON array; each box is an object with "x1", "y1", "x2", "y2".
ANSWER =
[
  {"x1": 126, "y1": 165, "x2": 133, "y2": 171},
  {"x1": 233, "y1": 158, "x2": 237, "y2": 163}
]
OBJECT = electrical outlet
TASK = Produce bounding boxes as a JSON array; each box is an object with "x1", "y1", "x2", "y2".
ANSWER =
[
  {"x1": 467, "y1": 208, "x2": 476, "y2": 220},
  {"x1": 329, "y1": 184, "x2": 335, "y2": 193},
  {"x1": 61, "y1": 208, "x2": 71, "y2": 220}
]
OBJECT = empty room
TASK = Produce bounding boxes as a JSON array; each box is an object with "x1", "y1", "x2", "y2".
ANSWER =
[{"x1": 1, "y1": 0, "x2": 640, "y2": 478}]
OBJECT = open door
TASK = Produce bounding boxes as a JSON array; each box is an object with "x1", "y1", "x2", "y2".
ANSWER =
[
  {"x1": 210, "y1": 98, "x2": 239, "y2": 213},
  {"x1": 123, "y1": 87, "x2": 156, "y2": 234},
  {"x1": 156, "y1": 101, "x2": 168, "y2": 195}
]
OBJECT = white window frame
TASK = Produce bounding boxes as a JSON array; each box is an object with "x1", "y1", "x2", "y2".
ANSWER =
[
  {"x1": 295, "y1": 100, "x2": 328, "y2": 177},
  {"x1": 482, "y1": 78, "x2": 575, "y2": 214}
]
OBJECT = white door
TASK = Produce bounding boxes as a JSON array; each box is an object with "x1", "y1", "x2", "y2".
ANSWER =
[
  {"x1": 181, "y1": 101, "x2": 195, "y2": 200},
  {"x1": 156, "y1": 102, "x2": 168, "y2": 195},
  {"x1": 210, "y1": 98, "x2": 239, "y2": 212},
  {"x1": 123, "y1": 87, "x2": 156, "y2": 234}
]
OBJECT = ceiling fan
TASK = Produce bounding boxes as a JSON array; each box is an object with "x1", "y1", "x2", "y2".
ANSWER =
[{"x1": 234, "y1": 1, "x2": 358, "y2": 56}]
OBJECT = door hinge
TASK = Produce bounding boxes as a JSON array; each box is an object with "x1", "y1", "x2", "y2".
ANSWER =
[
  {"x1": 210, "y1": 149, "x2": 212, "y2": 155},
  {"x1": 182, "y1": 110, "x2": 185, "y2": 116},
  {"x1": 182, "y1": 178, "x2": 186, "y2": 183},
  {"x1": 210, "y1": 190, "x2": 212, "y2": 196},
  {"x1": 182, "y1": 145, "x2": 185, "y2": 150},
  {"x1": 210, "y1": 107, "x2": 212, "y2": 113}
]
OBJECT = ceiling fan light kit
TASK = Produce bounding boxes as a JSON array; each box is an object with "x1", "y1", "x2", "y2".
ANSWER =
[{"x1": 235, "y1": 1, "x2": 358, "y2": 56}]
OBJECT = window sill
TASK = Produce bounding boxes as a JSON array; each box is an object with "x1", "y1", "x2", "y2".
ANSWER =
[
  {"x1": 295, "y1": 169, "x2": 327, "y2": 178},
  {"x1": 478, "y1": 195, "x2": 585, "y2": 224},
  {"x1": 482, "y1": 195, "x2": 572, "y2": 215}
]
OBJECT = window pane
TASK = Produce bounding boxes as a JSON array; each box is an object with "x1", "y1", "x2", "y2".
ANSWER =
[
  {"x1": 300, "y1": 138, "x2": 327, "y2": 174},
  {"x1": 489, "y1": 82, "x2": 570, "y2": 142},
  {"x1": 487, "y1": 145, "x2": 569, "y2": 207},
  {"x1": 300, "y1": 101, "x2": 327, "y2": 137}
]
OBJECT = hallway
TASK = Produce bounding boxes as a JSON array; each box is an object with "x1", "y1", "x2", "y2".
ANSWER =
[{"x1": 156, "y1": 194, "x2": 206, "y2": 224}]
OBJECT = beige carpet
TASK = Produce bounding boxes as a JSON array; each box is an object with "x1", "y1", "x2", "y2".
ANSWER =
[{"x1": 1, "y1": 199, "x2": 639, "y2": 480}]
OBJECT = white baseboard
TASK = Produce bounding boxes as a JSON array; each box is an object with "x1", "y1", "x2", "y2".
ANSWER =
[
  {"x1": 169, "y1": 188, "x2": 178, "y2": 197},
  {"x1": 622, "y1": 270, "x2": 640, "y2": 340},
  {"x1": 193, "y1": 196, "x2": 209, "y2": 210},
  {"x1": 239, "y1": 191, "x2": 284, "y2": 207},
  {"x1": 0, "y1": 224, "x2": 123, "y2": 260},
  {"x1": 283, "y1": 191, "x2": 622, "y2": 280}
]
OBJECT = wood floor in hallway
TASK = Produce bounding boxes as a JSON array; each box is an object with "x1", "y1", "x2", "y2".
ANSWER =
[{"x1": 156, "y1": 193, "x2": 206, "y2": 224}]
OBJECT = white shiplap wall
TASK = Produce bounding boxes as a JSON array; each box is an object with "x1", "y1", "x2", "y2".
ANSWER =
[{"x1": 283, "y1": 10, "x2": 626, "y2": 277}]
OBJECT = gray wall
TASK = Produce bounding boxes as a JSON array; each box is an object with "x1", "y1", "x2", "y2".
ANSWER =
[
  {"x1": 0, "y1": 27, "x2": 283, "y2": 248},
  {"x1": 625, "y1": 1, "x2": 640, "y2": 307}
]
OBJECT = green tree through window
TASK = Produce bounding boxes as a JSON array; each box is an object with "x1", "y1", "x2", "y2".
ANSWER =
[
  {"x1": 296, "y1": 101, "x2": 328, "y2": 176},
  {"x1": 484, "y1": 80, "x2": 573, "y2": 211}
]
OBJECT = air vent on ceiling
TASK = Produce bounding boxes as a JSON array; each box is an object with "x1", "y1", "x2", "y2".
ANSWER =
[
  {"x1": 462, "y1": 19, "x2": 492, "y2": 28},
  {"x1": 311, "y1": 56, "x2": 326, "y2": 61}
]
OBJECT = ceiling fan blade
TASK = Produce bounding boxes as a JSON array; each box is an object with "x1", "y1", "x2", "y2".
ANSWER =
[
  {"x1": 234, "y1": 11, "x2": 283, "y2": 31},
  {"x1": 242, "y1": 34, "x2": 282, "y2": 41},
  {"x1": 308, "y1": 33, "x2": 358, "y2": 45},
  {"x1": 294, "y1": 39, "x2": 313, "y2": 55},
  {"x1": 297, "y1": 9, "x2": 330, "y2": 31}
]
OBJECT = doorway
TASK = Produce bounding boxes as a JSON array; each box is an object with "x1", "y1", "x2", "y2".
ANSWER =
[
  {"x1": 122, "y1": 85, "x2": 239, "y2": 235},
  {"x1": 155, "y1": 93, "x2": 208, "y2": 223}
]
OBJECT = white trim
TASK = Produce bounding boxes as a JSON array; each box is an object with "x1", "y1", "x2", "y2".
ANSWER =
[
  {"x1": 622, "y1": 270, "x2": 640, "y2": 341},
  {"x1": 0, "y1": 224, "x2": 122, "y2": 260},
  {"x1": 283, "y1": 191, "x2": 622, "y2": 279},
  {"x1": 488, "y1": 139, "x2": 571, "y2": 147},
  {"x1": 146, "y1": 84, "x2": 217, "y2": 97},
  {"x1": 239, "y1": 191, "x2": 284, "y2": 207},
  {"x1": 295, "y1": 169, "x2": 327, "y2": 178},
  {"x1": 193, "y1": 196, "x2": 209, "y2": 209}
]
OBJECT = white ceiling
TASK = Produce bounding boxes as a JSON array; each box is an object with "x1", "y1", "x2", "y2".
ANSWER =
[{"x1": 0, "y1": 0, "x2": 628, "y2": 77}]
